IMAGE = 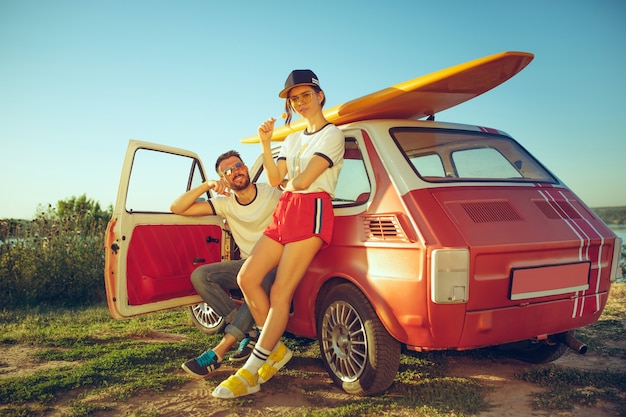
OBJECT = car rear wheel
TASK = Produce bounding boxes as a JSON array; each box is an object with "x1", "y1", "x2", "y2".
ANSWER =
[
  {"x1": 317, "y1": 283, "x2": 401, "y2": 396},
  {"x1": 187, "y1": 303, "x2": 225, "y2": 335}
]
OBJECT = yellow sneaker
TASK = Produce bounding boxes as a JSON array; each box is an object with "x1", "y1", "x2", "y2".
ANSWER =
[
  {"x1": 211, "y1": 368, "x2": 260, "y2": 399},
  {"x1": 258, "y1": 341, "x2": 293, "y2": 384}
]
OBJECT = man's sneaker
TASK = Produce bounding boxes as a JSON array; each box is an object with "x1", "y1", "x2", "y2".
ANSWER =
[
  {"x1": 258, "y1": 341, "x2": 293, "y2": 383},
  {"x1": 181, "y1": 350, "x2": 220, "y2": 379},
  {"x1": 229, "y1": 335, "x2": 257, "y2": 362}
]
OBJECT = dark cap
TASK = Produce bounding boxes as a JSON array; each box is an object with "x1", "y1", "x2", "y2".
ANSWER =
[{"x1": 279, "y1": 69, "x2": 320, "y2": 98}]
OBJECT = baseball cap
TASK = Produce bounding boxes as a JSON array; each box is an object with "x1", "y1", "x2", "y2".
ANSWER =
[{"x1": 279, "y1": 69, "x2": 320, "y2": 98}]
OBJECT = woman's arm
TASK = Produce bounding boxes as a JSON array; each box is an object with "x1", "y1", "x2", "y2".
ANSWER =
[
  {"x1": 286, "y1": 127, "x2": 344, "y2": 191},
  {"x1": 285, "y1": 155, "x2": 329, "y2": 191},
  {"x1": 259, "y1": 118, "x2": 288, "y2": 186}
]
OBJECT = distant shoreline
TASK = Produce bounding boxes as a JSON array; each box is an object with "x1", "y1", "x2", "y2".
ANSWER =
[{"x1": 591, "y1": 206, "x2": 626, "y2": 226}]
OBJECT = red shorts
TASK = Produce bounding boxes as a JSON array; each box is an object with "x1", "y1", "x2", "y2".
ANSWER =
[{"x1": 264, "y1": 192, "x2": 334, "y2": 249}]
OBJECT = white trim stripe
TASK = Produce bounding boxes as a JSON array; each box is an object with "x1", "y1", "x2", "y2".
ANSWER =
[
  {"x1": 511, "y1": 285, "x2": 590, "y2": 301},
  {"x1": 554, "y1": 190, "x2": 604, "y2": 313},
  {"x1": 313, "y1": 198, "x2": 323, "y2": 234},
  {"x1": 537, "y1": 189, "x2": 604, "y2": 317}
]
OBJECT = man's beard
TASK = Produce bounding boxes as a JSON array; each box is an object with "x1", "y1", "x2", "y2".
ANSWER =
[{"x1": 229, "y1": 174, "x2": 251, "y2": 191}]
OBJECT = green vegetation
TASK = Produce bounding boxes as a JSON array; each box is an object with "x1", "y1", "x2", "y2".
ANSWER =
[
  {"x1": 0, "y1": 305, "x2": 491, "y2": 417},
  {"x1": 515, "y1": 283, "x2": 626, "y2": 416},
  {"x1": 0, "y1": 195, "x2": 111, "y2": 309},
  {"x1": 0, "y1": 307, "x2": 203, "y2": 417},
  {"x1": 517, "y1": 367, "x2": 625, "y2": 413},
  {"x1": 291, "y1": 349, "x2": 489, "y2": 417},
  {"x1": 1, "y1": 284, "x2": 624, "y2": 416}
]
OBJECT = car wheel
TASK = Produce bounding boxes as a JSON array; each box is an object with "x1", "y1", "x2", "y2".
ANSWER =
[
  {"x1": 317, "y1": 283, "x2": 401, "y2": 396},
  {"x1": 187, "y1": 303, "x2": 225, "y2": 335}
]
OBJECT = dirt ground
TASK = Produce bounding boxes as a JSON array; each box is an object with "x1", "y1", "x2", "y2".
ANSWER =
[{"x1": 1, "y1": 338, "x2": 624, "y2": 417}]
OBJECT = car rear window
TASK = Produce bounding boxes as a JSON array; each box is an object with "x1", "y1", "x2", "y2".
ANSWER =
[{"x1": 390, "y1": 127, "x2": 557, "y2": 183}]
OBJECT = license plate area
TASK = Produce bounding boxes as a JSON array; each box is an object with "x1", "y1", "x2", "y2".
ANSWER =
[{"x1": 509, "y1": 262, "x2": 590, "y2": 300}]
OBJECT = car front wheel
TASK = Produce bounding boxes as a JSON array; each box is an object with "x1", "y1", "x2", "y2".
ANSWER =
[
  {"x1": 317, "y1": 283, "x2": 401, "y2": 396},
  {"x1": 187, "y1": 303, "x2": 224, "y2": 335}
]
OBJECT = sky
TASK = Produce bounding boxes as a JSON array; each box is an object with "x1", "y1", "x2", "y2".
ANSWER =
[{"x1": 1, "y1": 0, "x2": 625, "y2": 219}]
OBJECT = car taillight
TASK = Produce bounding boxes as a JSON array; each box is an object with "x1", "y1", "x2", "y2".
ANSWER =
[
  {"x1": 431, "y1": 249, "x2": 469, "y2": 303},
  {"x1": 610, "y1": 238, "x2": 623, "y2": 283}
]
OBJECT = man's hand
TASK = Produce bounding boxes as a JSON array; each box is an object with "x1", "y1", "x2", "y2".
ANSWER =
[{"x1": 207, "y1": 179, "x2": 231, "y2": 196}]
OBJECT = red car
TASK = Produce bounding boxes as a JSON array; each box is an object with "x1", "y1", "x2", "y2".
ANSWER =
[{"x1": 104, "y1": 52, "x2": 622, "y2": 395}]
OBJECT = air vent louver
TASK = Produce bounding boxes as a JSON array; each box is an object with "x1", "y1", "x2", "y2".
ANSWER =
[
  {"x1": 461, "y1": 201, "x2": 522, "y2": 223},
  {"x1": 362, "y1": 215, "x2": 409, "y2": 241}
]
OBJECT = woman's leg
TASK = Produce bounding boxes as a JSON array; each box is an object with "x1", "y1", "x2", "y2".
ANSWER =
[
  {"x1": 256, "y1": 236, "x2": 323, "y2": 352},
  {"x1": 237, "y1": 235, "x2": 283, "y2": 329},
  {"x1": 212, "y1": 237, "x2": 323, "y2": 398}
]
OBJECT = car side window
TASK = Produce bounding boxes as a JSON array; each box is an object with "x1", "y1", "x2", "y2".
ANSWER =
[
  {"x1": 251, "y1": 137, "x2": 371, "y2": 206},
  {"x1": 126, "y1": 148, "x2": 206, "y2": 213},
  {"x1": 332, "y1": 137, "x2": 371, "y2": 206}
]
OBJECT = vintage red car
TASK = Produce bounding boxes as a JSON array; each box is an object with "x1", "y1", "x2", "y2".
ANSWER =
[{"x1": 104, "y1": 52, "x2": 622, "y2": 395}]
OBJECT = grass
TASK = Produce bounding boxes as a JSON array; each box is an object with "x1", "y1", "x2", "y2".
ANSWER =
[
  {"x1": 516, "y1": 367, "x2": 625, "y2": 412},
  {"x1": 1, "y1": 283, "x2": 625, "y2": 417},
  {"x1": 515, "y1": 283, "x2": 626, "y2": 416},
  {"x1": 0, "y1": 306, "x2": 212, "y2": 417},
  {"x1": 285, "y1": 351, "x2": 489, "y2": 417}
]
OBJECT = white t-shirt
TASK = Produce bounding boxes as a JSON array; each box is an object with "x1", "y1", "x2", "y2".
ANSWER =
[
  {"x1": 278, "y1": 124, "x2": 344, "y2": 197},
  {"x1": 209, "y1": 183, "x2": 282, "y2": 258}
]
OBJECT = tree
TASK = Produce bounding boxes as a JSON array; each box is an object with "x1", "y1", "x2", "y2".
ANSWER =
[{"x1": 56, "y1": 194, "x2": 112, "y2": 224}]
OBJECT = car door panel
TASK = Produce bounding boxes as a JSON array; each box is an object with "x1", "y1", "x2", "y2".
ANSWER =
[
  {"x1": 126, "y1": 223, "x2": 223, "y2": 305},
  {"x1": 105, "y1": 140, "x2": 226, "y2": 319}
]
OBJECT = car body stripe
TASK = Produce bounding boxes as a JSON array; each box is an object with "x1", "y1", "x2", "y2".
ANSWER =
[{"x1": 537, "y1": 188, "x2": 604, "y2": 316}]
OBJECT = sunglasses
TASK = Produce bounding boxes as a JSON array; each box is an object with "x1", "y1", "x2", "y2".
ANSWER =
[
  {"x1": 222, "y1": 161, "x2": 245, "y2": 177},
  {"x1": 288, "y1": 91, "x2": 317, "y2": 106}
]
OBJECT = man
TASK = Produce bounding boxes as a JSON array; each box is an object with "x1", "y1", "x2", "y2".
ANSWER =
[{"x1": 170, "y1": 150, "x2": 281, "y2": 379}]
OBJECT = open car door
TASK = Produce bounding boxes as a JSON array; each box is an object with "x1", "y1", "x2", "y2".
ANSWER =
[{"x1": 104, "y1": 140, "x2": 229, "y2": 320}]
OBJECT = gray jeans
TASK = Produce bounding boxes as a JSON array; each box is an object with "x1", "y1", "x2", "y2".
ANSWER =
[{"x1": 190, "y1": 259, "x2": 276, "y2": 341}]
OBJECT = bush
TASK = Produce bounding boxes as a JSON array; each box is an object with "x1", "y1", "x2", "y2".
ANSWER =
[{"x1": 0, "y1": 195, "x2": 111, "y2": 309}]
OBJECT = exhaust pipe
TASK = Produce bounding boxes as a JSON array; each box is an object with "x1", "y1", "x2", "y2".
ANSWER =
[{"x1": 557, "y1": 331, "x2": 588, "y2": 354}]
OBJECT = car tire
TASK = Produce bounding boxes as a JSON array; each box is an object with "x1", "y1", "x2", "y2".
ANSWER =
[
  {"x1": 317, "y1": 283, "x2": 401, "y2": 396},
  {"x1": 187, "y1": 303, "x2": 225, "y2": 335}
]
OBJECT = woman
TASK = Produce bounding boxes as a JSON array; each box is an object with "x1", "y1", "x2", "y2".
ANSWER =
[{"x1": 212, "y1": 70, "x2": 344, "y2": 398}]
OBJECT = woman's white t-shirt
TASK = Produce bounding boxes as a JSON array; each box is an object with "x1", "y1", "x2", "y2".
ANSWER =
[{"x1": 278, "y1": 124, "x2": 344, "y2": 197}]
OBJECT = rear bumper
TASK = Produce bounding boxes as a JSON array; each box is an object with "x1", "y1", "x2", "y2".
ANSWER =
[{"x1": 456, "y1": 290, "x2": 608, "y2": 349}]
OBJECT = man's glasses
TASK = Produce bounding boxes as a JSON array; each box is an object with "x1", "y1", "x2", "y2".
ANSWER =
[
  {"x1": 222, "y1": 161, "x2": 245, "y2": 177},
  {"x1": 288, "y1": 91, "x2": 317, "y2": 106}
]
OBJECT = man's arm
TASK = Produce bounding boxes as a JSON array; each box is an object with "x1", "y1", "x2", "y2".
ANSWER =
[{"x1": 170, "y1": 180, "x2": 227, "y2": 216}]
